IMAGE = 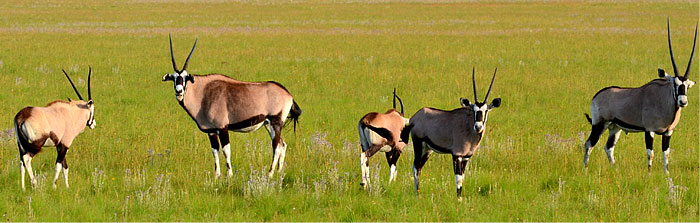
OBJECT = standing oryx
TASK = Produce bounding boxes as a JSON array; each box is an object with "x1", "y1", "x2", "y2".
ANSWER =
[
  {"x1": 162, "y1": 35, "x2": 301, "y2": 178},
  {"x1": 14, "y1": 68, "x2": 95, "y2": 190},
  {"x1": 402, "y1": 68, "x2": 501, "y2": 197},
  {"x1": 357, "y1": 88, "x2": 410, "y2": 188},
  {"x1": 583, "y1": 20, "x2": 696, "y2": 174}
]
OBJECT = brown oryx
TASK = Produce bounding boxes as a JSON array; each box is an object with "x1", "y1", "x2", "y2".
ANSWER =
[
  {"x1": 357, "y1": 88, "x2": 410, "y2": 188},
  {"x1": 14, "y1": 68, "x2": 95, "y2": 190},
  {"x1": 162, "y1": 35, "x2": 301, "y2": 178},
  {"x1": 583, "y1": 20, "x2": 696, "y2": 174},
  {"x1": 402, "y1": 68, "x2": 501, "y2": 197}
]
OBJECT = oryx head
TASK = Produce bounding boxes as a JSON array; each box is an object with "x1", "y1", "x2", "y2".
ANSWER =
[
  {"x1": 460, "y1": 67, "x2": 501, "y2": 134},
  {"x1": 162, "y1": 34, "x2": 197, "y2": 102},
  {"x1": 662, "y1": 19, "x2": 697, "y2": 107},
  {"x1": 62, "y1": 67, "x2": 95, "y2": 129}
]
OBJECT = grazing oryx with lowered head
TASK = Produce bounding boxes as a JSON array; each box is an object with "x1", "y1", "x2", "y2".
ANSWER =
[
  {"x1": 583, "y1": 20, "x2": 696, "y2": 174},
  {"x1": 14, "y1": 68, "x2": 95, "y2": 190},
  {"x1": 402, "y1": 68, "x2": 501, "y2": 198},
  {"x1": 162, "y1": 35, "x2": 302, "y2": 178},
  {"x1": 358, "y1": 88, "x2": 410, "y2": 188}
]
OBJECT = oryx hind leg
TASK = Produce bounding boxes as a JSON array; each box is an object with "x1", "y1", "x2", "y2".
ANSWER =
[
  {"x1": 584, "y1": 122, "x2": 606, "y2": 168},
  {"x1": 208, "y1": 132, "x2": 222, "y2": 178},
  {"x1": 358, "y1": 124, "x2": 370, "y2": 188},
  {"x1": 604, "y1": 126, "x2": 621, "y2": 166},
  {"x1": 266, "y1": 118, "x2": 284, "y2": 178},
  {"x1": 645, "y1": 131, "x2": 654, "y2": 171},
  {"x1": 21, "y1": 153, "x2": 37, "y2": 187},
  {"x1": 661, "y1": 134, "x2": 671, "y2": 175},
  {"x1": 218, "y1": 130, "x2": 233, "y2": 177},
  {"x1": 412, "y1": 138, "x2": 430, "y2": 194},
  {"x1": 19, "y1": 157, "x2": 26, "y2": 190}
]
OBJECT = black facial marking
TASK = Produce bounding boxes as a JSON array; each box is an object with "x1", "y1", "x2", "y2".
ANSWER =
[{"x1": 678, "y1": 85, "x2": 686, "y2": 96}]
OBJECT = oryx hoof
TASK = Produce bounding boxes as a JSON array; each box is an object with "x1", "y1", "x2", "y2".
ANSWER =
[{"x1": 268, "y1": 171, "x2": 274, "y2": 178}]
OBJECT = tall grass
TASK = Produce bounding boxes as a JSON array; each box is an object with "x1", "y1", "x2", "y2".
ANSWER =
[{"x1": 0, "y1": 0, "x2": 697, "y2": 221}]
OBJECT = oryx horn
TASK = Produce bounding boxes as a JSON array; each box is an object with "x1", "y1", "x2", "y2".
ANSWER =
[
  {"x1": 668, "y1": 18, "x2": 680, "y2": 77},
  {"x1": 62, "y1": 69, "x2": 84, "y2": 101},
  {"x1": 182, "y1": 38, "x2": 198, "y2": 72},
  {"x1": 484, "y1": 68, "x2": 497, "y2": 102},
  {"x1": 684, "y1": 23, "x2": 698, "y2": 78},
  {"x1": 393, "y1": 88, "x2": 404, "y2": 115},
  {"x1": 88, "y1": 66, "x2": 92, "y2": 100},
  {"x1": 169, "y1": 34, "x2": 178, "y2": 73},
  {"x1": 472, "y1": 67, "x2": 478, "y2": 102}
]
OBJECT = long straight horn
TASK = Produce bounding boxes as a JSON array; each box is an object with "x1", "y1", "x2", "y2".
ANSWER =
[
  {"x1": 393, "y1": 88, "x2": 397, "y2": 109},
  {"x1": 62, "y1": 69, "x2": 83, "y2": 101},
  {"x1": 169, "y1": 34, "x2": 179, "y2": 73},
  {"x1": 87, "y1": 66, "x2": 92, "y2": 100},
  {"x1": 668, "y1": 18, "x2": 680, "y2": 77},
  {"x1": 684, "y1": 23, "x2": 698, "y2": 78},
  {"x1": 484, "y1": 68, "x2": 497, "y2": 102},
  {"x1": 472, "y1": 67, "x2": 478, "y2": 102},
  {"x1": 182, "y1": 38, "x2": 198, "y2": 71}
]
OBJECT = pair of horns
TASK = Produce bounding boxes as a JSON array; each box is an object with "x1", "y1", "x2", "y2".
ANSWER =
[
  {"x1": 62, "y1": 66, "x2": 92, "y2": 101},
  {"x1": 472, "y1": 67, "x2": 497, "y2": 103},
  {"x1": 667, "y1": 18, "x2": 698, "y2": 79},
  {"x1": 392, "y1": 88, "x2": 404, "y2": 115},
  {"x1": 170, "y1": 34, "x2": 198, "y2": 73}
]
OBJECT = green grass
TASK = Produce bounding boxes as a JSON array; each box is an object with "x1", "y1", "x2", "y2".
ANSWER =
[{"x1": 0, "y1": 0, "x2": 698, "y2": 221}]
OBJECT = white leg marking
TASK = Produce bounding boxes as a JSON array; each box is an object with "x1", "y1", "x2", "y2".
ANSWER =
[
  {"x1": 22, "y1": 154, "x2": 36, "y2": 187},
  {"x1": 360, "y1": 152, "x2": 368, "y2": 187},
  {"x1": 412, "y1": 165, "x2": 419, "y2": 193},
  {"x1": 222, "y1": 144, "x2": 233, "y2": 177},
  {"x1": 605, "y1": 128, "x2": 621, "y2": 165},
  {"x1": 268, "y1": 146, "x2": 280, "y2": 178},
  {"x1": 647, "y1": 149, "x2": 654, "y2": 168},
  {"x1": 277, "y1": 141, "x2": 287, "y2": 173},
  {"x1": 20, "y1": 160, "x2": 26, "y2": 190},
  {"x1": 211, "y1": 148, "x2": 221, "y2": 178},
  {"x1": 663, "y1": 149, "x2": 670, "y2": 174},
  {"x1": 583, "y1": 141, "x2": 593, "y2": 167},
  {"x1": 63, "y1": 168, "x2": 69, "y2": 188},
  {"x1": 53, "y1": 163, "x2": 62, "y2": 189},
  {"x1": 389, "y1": 164, "x2": 397, "y2": 183},
  {"x1": 455, "y1": 174, "x2": 464, "y2": 191}
]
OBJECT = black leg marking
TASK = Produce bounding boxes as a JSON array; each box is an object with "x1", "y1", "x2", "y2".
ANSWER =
[
  {"x1": 55, "y1": 144, "x2": 68, "y2": 165},
  {"x1": 661, "y1": 135, "x2": 671, "y2": 152},
  {"x1": 586, "y1": 123, "x2": 606, "y2": 147},
  {"x1": 452, "y1": 155, "x2": 469, "y2": 197},
  {"x1": 385, "y1": 149, "x2": 401, "y2": 167},
  {"x1": 644, "y1": 131, "x2": 654, "y2": 151},
  {"x1": 218, "y1": 130, "x2": 231, "y2": 170}
]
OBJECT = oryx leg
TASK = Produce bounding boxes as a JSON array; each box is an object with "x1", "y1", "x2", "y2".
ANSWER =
[
  {"x1": 218, "y1": 130, "x2": 233, "y2": 177},
  {"x1": 61, "y1": 157, "x2": 69, "y2": 188},
  {"x1": 661, "y1": 134, "x2": 671, "y2": 175},
  {"x1": 208, "y1": 133, "x2": 222, "y2": 178},
  {"x1": 645, "y1": 131, "x2": 654, "y2": 171},
  {"x1": 19, "y1": 156, "x2": 26, "y2": 190},
  {"x1": 604, "y1": 127, "x2": 621, "y2": 166},
  {"x1": 584, "y1": 123, "x2": 606, "y2": 168},
  {"x1": 21, "y1": 153, "x2": 37, "y2": 188},
  {"x1": 53, "y1": 144, "x2": 68, "y2": 189},
  {"x1": 266, "y1": 118, "x2": 284, "y2": 178},
  {"x1": 385, "y1": 149, "x2": 401, "y2": 183},
  {"x1": 412, "y1": 138, "x2": 431, "y2": 194},
  {"x1": 452, "y1": 155, "x2": 469, "y2": 198},
  {"x1": 360, "y1": 144, "x2": 384, "y2": 188}
]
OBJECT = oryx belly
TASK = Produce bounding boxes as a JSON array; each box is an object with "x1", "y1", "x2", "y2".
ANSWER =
[
  {"x1": 232, "y1": 120, "x2": 265, "y2": 133},
  {"x1": 362, "y1": 127, "x2": 392, "y2": 152},
  {"x1": 21, "y1": 122, "x2": 55, "y2": 147}
]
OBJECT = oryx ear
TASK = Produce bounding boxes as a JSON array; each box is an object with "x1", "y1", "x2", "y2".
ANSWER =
[
  {"x1": 67, "y1": 97, "x2": 72, "y2": 102},
  {"x1": 658, "y1": 68, "x2": 667, "y2": 78},
  {"x1": 460, "y1": 97, "x2": 471, "y2": 107},
  {"x1": 162, "y1": 73, "x2": 173, "y2": 82},
  {"x1": 489, "y1": 98, "x2": 501, "y2": 108},
  {"x1": 87, "y1": 100, "x2": 94, "y2": 107},
  {"x1": 687, "y1": 80, "x2": 695, "y2": 88},
  {"x1": 186, "y1": 75, "x2": 195, "y2": 83}
]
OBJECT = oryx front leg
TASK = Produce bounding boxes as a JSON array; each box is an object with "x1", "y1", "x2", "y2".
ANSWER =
[
  {"x1": 452, "y1": 155, "x2": 469, "y2": 199},
  {"x1": 662, "y1": 134, "x2": 671, "y2": 175},
  {"x1": 53, "y1": 145, "x2": 68, "y2": 189},
  {"x1": 208, "y1": 133, "x2": 222, "y2": 178},
  {"x1": 385, "y1": 149, "x2": 401, "y2": 183},
  {"x1": 604, "y1": 127, "x2": 621, "y2": 166},
  {"x1": 21, "y1": 154, "x2": 37, "y2": 188},
  {"x1": 584, "y1": 123, "x2": 605, "y2": 168},
  {"x1": 218, "y1": 131, "x2": 233, "y2": 177},
  {"x1": 645, "y1": 131, "x2": 654, "y2": 171}
]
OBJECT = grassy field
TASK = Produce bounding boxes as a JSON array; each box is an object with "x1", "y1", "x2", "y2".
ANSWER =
[{"x1": 0, "y1": 0, "x2": 698, "y2": 221}]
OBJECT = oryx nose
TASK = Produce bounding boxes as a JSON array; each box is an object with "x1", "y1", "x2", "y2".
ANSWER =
[
  {"x1": 474, "y1": 122, "x2": 484, "y2": 132},
  {"x1": 678, "y1": 96, "x2": 688, "y2": 107},
  {"x1": 175, "y1": 85, "x2": 184, "y2": 93}
]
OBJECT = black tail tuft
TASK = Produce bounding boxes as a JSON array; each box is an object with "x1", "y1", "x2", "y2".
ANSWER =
[
  {"x1": 400, "y1": 123, "x2": 414, "y2": 144},
  {"x1": 584, "y1": 113, "x2": 592, "y2": 124},
  {"x1": 288, "y1": 100, "x2": 302, "y2": 132}
]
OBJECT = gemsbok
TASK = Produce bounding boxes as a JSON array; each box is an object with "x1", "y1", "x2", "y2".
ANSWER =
[
  {"x1": 357, "y1": 88, "x2": 410, "y2": 188},
  {"x1": 402, "y1": 68, "x2": 501, "y2": 197},
  {"x1": 14, "y1": 68, "x2": 95, "y2": 190},
  {"x1": 162, "y1": 35, "x2": 302, "y2": 178},
  {"x1": 583, "y1": 20, "x2": 696, "y2": 174}
]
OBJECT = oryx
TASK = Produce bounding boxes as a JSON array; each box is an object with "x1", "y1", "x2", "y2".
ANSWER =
[
  {"x1": 357, "y1": 88, "x2": 410, "y2": 188},
  {"x1": 14, "y1": 68, "x2": 95, "y2": 190},
  {"x1": 583, "y1": 20, "x2": 696, "y2": 174},
  {"x1": 162, "y1": 35, "x2": 302, "y2": 178},
  {"x1": 402, "y1": 68, "x2": 501, "y2": 197}
]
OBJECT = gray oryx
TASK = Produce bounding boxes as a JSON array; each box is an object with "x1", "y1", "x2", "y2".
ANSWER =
[
  {"x1": 162, "y1": 35, "x2": 301, "y2": 178},
  {"x1": 14, "y1": 68, "x2": 95, "y2": 190},
  {"x1": 583, "y1": 20, "x2": 696, "y2": 174},
  {"x1": 402, "y1": 68, "x2": 501, "y2": 197},
  {"x1": 357, "y1": 88, "x2": 410, "y2": 188}
]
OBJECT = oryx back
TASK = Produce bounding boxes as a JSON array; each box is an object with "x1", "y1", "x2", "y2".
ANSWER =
[{"x1": 410, "y1": 107, "x2": 480, "y2": 157}]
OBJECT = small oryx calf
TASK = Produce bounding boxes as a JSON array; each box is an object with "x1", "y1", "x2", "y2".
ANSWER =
[
  {"x1": 357, "y1": 88, "x2": 410, "y2": 188},
  {"x1": 163, "y1": 35, "x2": 301, "y2": 179},
  {"x1": 402, "y1": 68, "x2": 501, "y2": 197},
  {"x1": 14, "y1": 68, "x2": 95, "y2": 190},
  {"x1": 583, "y1": 20, "x2": 696, "y2": 174}
]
